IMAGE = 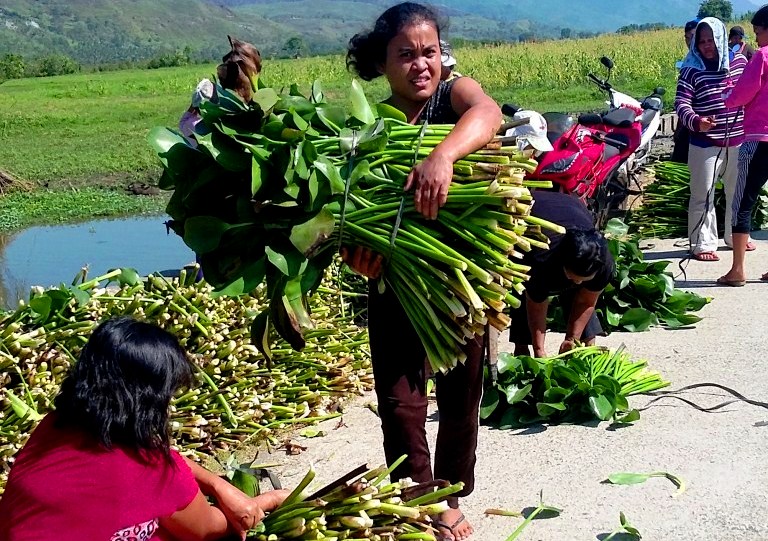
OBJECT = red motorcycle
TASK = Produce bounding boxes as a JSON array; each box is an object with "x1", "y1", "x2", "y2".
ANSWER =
[{"x1": 503, "y1": 57, "x2": 664, "y2": 228}]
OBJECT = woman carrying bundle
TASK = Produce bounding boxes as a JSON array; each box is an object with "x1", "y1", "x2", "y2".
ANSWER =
[{"x1": 341, "y1": 3, "x2": 502, "y2": 540}]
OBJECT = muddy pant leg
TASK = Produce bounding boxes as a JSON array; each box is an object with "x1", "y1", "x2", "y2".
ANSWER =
[
  {"x1": 368, "y1": 283, "x2": 432, "y2": 485},
  {"x1": 433, "y1": 335, "x2": 484, "y2": 499}
]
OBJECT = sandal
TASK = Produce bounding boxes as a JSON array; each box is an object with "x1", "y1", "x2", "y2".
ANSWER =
[
  {"x1": 747, "y1": 242, "x2": 757, "y2": 252},
  {"x1": 717, "y1": 276, "x2": 746, "y2": 287},
  {"x1": 433, "y1": 513, "x2": 470, "y2": 541},
  {"x1": 693, "y1": 251, "x2": 720, "y2": 262},
  {"x1": 761, "y1": 273, "x2": 768, "y2": 282}
]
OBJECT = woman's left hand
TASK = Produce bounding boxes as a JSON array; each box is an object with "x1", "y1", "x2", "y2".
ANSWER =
[
  {"x1": 215, "y1": 484, "x2": 290, "y2": 539},
  {"x1": 405, "y1": 150, "x2": 453, "y2": 220}
]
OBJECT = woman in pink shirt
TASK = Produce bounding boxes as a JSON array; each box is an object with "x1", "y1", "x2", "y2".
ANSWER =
[
  {"x1": 0, "y1": 317, "x2": 287, "y2": 541},
  {"x1": 718, "y1": 5, "x2": 768, "y2": 286}
]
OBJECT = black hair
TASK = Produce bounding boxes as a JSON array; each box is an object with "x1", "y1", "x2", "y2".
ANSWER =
[
  {"x1": 54, "y1": 317, "x2": 194, "y2": 459},
  {"x1": 561, "y1": 228, "x2": 607, "y2": 278},
  {"x1": 685, "y1": 19, "x2": 699, "y2": 33},
  {"x1": 752, "y1": 5, "x2": 768, "y2": 28},
  {"x1": 729, "y1": 25, "x2": 745, "y2": 38},
  {"x1": 347, "y1": 2, "x2": 444, "y2": 81}
]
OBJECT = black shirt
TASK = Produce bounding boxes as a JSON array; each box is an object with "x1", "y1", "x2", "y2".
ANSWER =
[
  {"x1": 418, "y1": 79, "x2": 460, "y2": 124},
  {"x1": 523, "y1": 191, "x2": 615, "y2": 303}
]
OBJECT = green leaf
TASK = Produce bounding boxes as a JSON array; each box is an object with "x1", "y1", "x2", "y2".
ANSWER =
[
  {"x1": 252, "y1": 88, "x2": 280, "y2": 112},
  {"x1": 116, "y1": 267, "x2": 142, "y2": 287},
  {"x1": 588, "y1": 393, "x2": 615, "y2": 421},
  {"x1": 376, "y1": 103, "x2": 408, "y2": 122},
  {"x1": 29, "y1": 294, "x2": 52, "y2": 323},
  {"x1": 614, "y1": 409, "x2": 641, "y2": 424},
  {"x1": 536, "y1": 402, "x2": 567, "y2": 417},
  {"x1": 183, "y1": 216, "x2": 242, "y2": 255},
  {"x1": 315, "y1": 105, "x2": 346, "y2": 134},
  {"x1": 311, "y1": 80, "x2": 324, "y2": 104},
  {"x1": 479, "y1": 386, "x2": 500, "y2": 419},
  {"x1": 497, "y1": 352, "x2": 522, "y2": 374},
  {"x1": 67, "y1": 285, "x2": 91, "y2": 307},
  {"x1": 504, "y1": 383, "x2": 532, "y2": 405},
  {"x1": 605, "y1": 218, "x2": 629, "y2": 238},
  {"x1": 619, "y1": 308, "x2": 657, "y2": 332},
  {"x1": 252, "y1": 158, "x2": 264, "y2": 196},
  {"x1": 299, "y1": 428, "x2": 326, "y2": 438},
  {"x1": 619, "y1": 511, "x2": 642, "y2": 538},
  {"x1": 289, "y1": 208, "x2": 335, "y2": 256},
  {"x1": 605, "y1": 472, "x2": 651, "y2": 485},
  {"x1": 250, "y1": 311, "x2": 272, "y2": 366},
  {"x1": 265, "y1": 245, "x2": 307, "y2": 277},
  {"x1": 230, "y1": 468, "x2": 259, "y2": 498},
  {"x1": 314, "y1": 156, "x2": 346, "y2": 194},
  {"x1": 195, "y1": 131, "x2": 251, "y2": 172},
  {"x1": 349, "y1": 79, "x2": 375, "y2": 125},
  {"x1": 212, "y1": 258, "x2": 266, "y2": 297}
]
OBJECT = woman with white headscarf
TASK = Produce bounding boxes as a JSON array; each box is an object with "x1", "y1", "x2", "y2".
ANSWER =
[{"x1": 675, "y1": 17, "x2": 748, "y2": 261}]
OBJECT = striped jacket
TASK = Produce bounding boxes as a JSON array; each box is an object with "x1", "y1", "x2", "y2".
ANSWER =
[{"x1": 675, "y1": 53, "x2": 747, "y2": 147}]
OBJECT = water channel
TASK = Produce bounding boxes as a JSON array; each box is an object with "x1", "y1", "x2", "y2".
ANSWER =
[{"x1": 0, "y1": 215, "x2": 195, "y2": 310}]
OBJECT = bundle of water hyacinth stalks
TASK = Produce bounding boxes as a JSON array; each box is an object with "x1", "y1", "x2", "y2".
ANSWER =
[
  {"x1": 150, "y1": 78, "x2": 563, "y2": 374},
  {"x1": 247, "y1": 457, "x2": 461, "y2": 541}
]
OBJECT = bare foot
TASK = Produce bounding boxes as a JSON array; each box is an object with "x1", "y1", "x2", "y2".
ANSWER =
[
  {"x1": 692, "y1": 251, "x2": 719, "y2": 261},
  {"x1": 435, "y1": 507, "x2": 473, "y2": 541}
]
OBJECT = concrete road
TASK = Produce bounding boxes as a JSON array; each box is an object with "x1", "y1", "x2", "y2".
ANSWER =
[{"x1": 241, "y1": 235, "x2": 768, "y2": 541}]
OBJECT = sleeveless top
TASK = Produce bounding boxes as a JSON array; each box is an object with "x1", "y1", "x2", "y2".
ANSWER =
[{"x1": 418, "y1": 79, "x2": 460, "y2": 124}]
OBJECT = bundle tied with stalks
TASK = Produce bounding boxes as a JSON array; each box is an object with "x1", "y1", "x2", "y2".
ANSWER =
[{"x1": 149, "y1": 77, "x2": 564, "y2": 374}]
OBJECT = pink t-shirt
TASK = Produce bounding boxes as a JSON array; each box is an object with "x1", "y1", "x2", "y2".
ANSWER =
[{"x1": 0, "y1": 414, "x2": 198, "y2": 541}]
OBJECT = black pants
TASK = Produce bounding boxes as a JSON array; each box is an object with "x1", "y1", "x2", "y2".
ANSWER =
[
  {"x1": 508, "y1": 288, "x2": 603, "y2": 345},
  {"x1": 368, "y1": 283, "x2": 484, "y2": 501},
  {"x1": 732, "y1": 141, "x2": 768, "y2": 234},
  {"x1": 670, "y1": 123, "x2": 690, "y2": 164}
]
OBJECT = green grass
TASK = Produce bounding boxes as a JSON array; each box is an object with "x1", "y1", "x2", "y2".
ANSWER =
[
  {"x1": 0, "y1": 27, "x2": 688, "y2": 228},
  {"x1": 0, "y1": 188, "x2": 167, "y2": 232}
]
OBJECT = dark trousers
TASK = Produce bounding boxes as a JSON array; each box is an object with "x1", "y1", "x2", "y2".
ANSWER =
[
  {"x1": 368, "y1": 283, "x2": 484, "y2": 501},
  {"x1": 732, "y1": 142, "x2": 768, "y2": 234},
  {"x1": 670, "y1": 123, "x2": 690, "y2": 164},
  {"x1": 508, "y1": 288, "x2": 603, "y2": 345}
]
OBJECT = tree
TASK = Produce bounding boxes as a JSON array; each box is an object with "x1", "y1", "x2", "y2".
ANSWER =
[
  {"x1": 697, "y1": 0, "x2": 733, "y2": 22},
  {"x1": 0, "y1": 54, "x2": 25, "y2": 81},
  {"x1": 282, "y1": 37, "x2": 306, "y2": 59},
  {"x1": 560, "y1": 27, "x2": 572, "y2": 39}
]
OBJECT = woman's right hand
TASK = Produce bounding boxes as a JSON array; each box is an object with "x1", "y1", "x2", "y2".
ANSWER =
[
  {"x1": 698, "y1": 116, "x2": 716, "y2": 132},
  {"x1": 340, "y1": 246, "x2": 384, "y2": 279}
]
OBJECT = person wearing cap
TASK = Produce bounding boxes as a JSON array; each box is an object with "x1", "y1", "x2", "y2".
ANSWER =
[
  {"x1": 505, "y1": 110, "x2": 555, "y2": 154},
  {"x1": 508, "y1": 190, "x2": 615, "y2": 357},
  {"x1": 439, "y1": 39, "x2": 462, "y2": 81},
  {"x1": 729, "y1": 25, "x2": 756, "y2": 60}
]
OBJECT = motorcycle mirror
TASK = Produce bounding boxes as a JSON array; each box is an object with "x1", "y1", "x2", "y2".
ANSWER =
[
  {"x1": 501, "y1": 103, "x2": 522, "y2": 117},
  {"x1": 600, "y1": 56, "x2": 614, "y2": 70},
  {"x1": 654, "y1": 86, "x2": 666, "y2": 96}
]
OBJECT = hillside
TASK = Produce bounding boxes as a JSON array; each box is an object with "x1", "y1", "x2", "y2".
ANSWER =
[
  {"x1": 0, "y1": 0, "x2": 761, "y2": 65},
  {"x1": 0, "y1": 0, "x2": 553, "y2": 65}
]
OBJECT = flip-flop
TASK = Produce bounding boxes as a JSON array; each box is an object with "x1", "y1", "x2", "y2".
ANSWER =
[
  {"x1": 692, "y1": 251, "x2": 720, "y2": 262},
  {"x1": 717, "y1": 276, "x2": 746, "y2": 287},
  {"x1": 747, "y1": 242, "x2": 757, "y2": 252},
  {"x1": 761, "y1": 273, "x2": 768, "y2": 282},
  {"x1": 433, "y1": 513, "x2": 469, "y2": 541}
]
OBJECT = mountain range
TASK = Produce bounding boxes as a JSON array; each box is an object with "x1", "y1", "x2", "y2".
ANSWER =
[{"x1": 0, "y1": 0, "x2": 763, "y2": 65}]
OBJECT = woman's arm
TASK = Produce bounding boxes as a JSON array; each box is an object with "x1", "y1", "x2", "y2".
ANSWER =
[
  {"x1": 525, "y1": 294, "x2": 549, "y2": 358},
  {"x1": 725, "y1": 49, "x2": 766, "y2": 109},
  {"x1": 560, "y1": 288, "x2": 601, "y2": 353},
  {"x1": 675, "y1": 69, "x2": 704, "y2": 132},
  {"x1": 166, "y1": 457, "x2": 288, "y2": 541},
  {"x1": 405, "y1": 77, "x2": 502, "y2": 219}
]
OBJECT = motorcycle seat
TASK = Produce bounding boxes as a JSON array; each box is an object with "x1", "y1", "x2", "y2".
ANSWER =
[
  {"x1": 600, "y1": 108, "x2": 636, "y2": 127},
  {"x1": 639, "y1": 108, "x2": 657, "y2": 131}
]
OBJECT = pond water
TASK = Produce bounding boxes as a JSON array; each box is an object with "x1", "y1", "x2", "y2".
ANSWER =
[{"x1": 0, "y1": 216, "x2": 195, "y2": 310}]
